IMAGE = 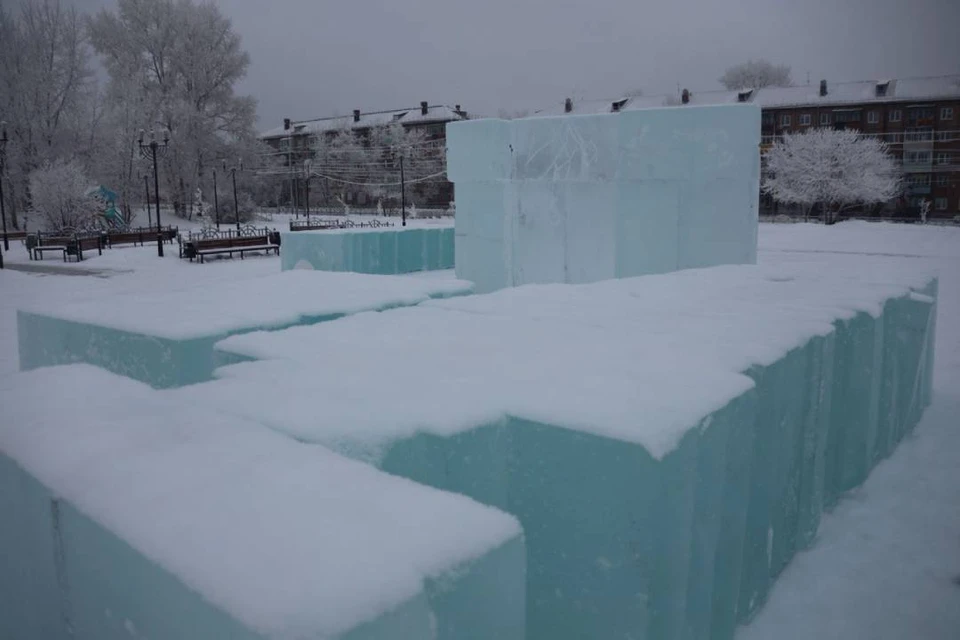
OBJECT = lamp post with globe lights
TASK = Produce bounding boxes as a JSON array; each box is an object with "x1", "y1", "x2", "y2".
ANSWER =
[{"x1": 137, "y1": 129, "x2": 170, "y2": 257}]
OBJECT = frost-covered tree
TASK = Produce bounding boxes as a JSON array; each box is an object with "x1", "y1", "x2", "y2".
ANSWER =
[
  {"x1": 720, "y1": 59, "x2": 791, "y2": 90},
  {"x1": 308, "y1": 123, "x2": 446, "y2": 212},
  {"x1": 88, "y1": 0, "x2": 257, "y2": 218},
  {"x1": 762, "y1": 129, "x2": 902, "y2": 224},
  {"x1": 0, "y1": 0, "x2": 96, "y2": 229},
  {"x1": 29, "y1": 159, "x2": 99, "y2": 231}
]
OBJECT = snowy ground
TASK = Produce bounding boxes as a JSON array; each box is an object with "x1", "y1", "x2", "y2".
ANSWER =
[
  {"x1": 0, "y1": 221, "x2": 958, "y2": 637},
  {"x1": 743, "y1": 222, "x2": 960, "y2": 640}
]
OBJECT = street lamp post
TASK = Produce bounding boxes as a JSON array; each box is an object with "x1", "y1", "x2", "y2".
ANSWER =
[
  {"x1": 303, "y1": 159, "x2": 312, "y2": 224},
  {"x1": 141, "y1": 173, "x2": 152, "y2": 229},
  {"x1": 0, "y1": 121, "x2": 8, "y2": 269},
  {"x1": 212, "y1": 168, "x2": 220, "y2": 230},
  {"x1": 223, "y1": 160, "x2": 243, "y2": 233},
  {"x1": 137, "y1": 129, "x2": 170, "y2": 257}
]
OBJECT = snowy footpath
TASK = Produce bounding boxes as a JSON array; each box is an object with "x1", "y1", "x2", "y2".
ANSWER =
[{"x1": 0, "y1": 221, "x2": 958, "y2": 637}]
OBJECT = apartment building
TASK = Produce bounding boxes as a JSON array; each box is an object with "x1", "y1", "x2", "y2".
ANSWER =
[{"x1": 537, "y1": 75, "x2": 960, "y2": 218}]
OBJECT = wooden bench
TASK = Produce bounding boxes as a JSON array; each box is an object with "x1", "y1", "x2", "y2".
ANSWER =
[
  {"x1": 107, "y1": 227, "x2": 178, "y2": 247},
  {"x1": 29, "y1": 234, "x2": 103, "y2": 262},
  {"x1": 68, "y1": 235, "x2": 104, "y2": 261},
  {"x1": 2, "y1": 231, "x2": 28, "y2": 243},
  {"x1": 32, "y1": 244, "x2": 70, "y2": 261},
  {"x1": 184, "y1": 234, "x2": 280, "y2": 263}
]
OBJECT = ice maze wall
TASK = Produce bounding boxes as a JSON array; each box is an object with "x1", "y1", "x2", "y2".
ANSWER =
[
  {"x1": 5, "y1": 269, "x2": 939, "y2": 639},
  {"x1": 447, "y1": 105, "x2": 761, "y2": 292},
  {"x1": 0, "y1": 368, "x2": 526, "y2": 640},
  {"x1": 280, "y1": 226, "x2": 455, "y2": 274},
  {"x1": 205, "y1": 272, "x2": 938, "y2": 640},
  {"x1": 16, "y1": 271, "x2": 471, "y2": 388}
]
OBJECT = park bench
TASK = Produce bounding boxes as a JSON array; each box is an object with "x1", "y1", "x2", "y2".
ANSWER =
[
  {"x1": 106, "y1": 226, "x2": 175, "y2": 247},
  {"x1": 28, "y1": 233, "x2": 104, "y2": 262},
  {"x1": 180, "y1": 229, "x2": 280, "y2": 263},
  {"x1": 2, "y1": 230, "x2": 28, "y2": 243}
]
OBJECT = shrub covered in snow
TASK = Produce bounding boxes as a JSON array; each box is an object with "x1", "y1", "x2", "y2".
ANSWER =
[{"x1": 28, "y1": 160, "x2": 100, "y2": 232}]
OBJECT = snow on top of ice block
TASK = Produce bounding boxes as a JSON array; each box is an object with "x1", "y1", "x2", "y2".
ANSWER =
[
  {"x1": 173, "y1": 306, "x2": 754, "y2": 459},
  {"x1": 18, "y1": 269, "x2": 472, "y2": 339},
  {"x1": 0, "y1": 365, "x2": 519, "y2": 638},
  {"x1": 170, "y1": 253, "x2": 938, "y2": 460},
  {"x1": 290, "y1": 220, "x2": 454, "y2": 235},
  {"x1": 429, "y1": 257, "x2": 938, "y2": 368}
]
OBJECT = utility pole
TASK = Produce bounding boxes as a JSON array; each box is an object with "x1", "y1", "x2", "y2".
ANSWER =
[
  {"x1": 213, "y1": 169, "x2": 220, "y2": 230},
  {"x1": 143, "y1": 174, "x2": 152, "y2": 229},
  {"x1": 400, "y1": 155, "x2": 406, "y2": 227},
  {"x1": 0, "y1": 121, "x2": 8, "y2": 268}
]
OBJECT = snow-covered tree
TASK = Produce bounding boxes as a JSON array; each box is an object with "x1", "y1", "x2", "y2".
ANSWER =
[
  {"x1": 719, "y1": 59, "x2": 791, "y2": 90},
  {"x1": 762, "y1": 129, "x2": 902, "y2": 224},
  {"x1": 88, "y1": 0, "x2": 257, "y2": 218},
  {"x1": 29, "y1": 159, "x2": 99, "y2": 231},
  {"x1": 0, "y1": 0, "x2": 96, "y2": 229},
  {"x1": 308, "y1": 123, "x2": 446, "y2": 213}
]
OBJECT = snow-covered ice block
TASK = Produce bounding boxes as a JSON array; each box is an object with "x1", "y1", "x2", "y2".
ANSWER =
[
  {"x1": 0, "y1": 365, "x2": 525, "y2": 640},
  {"x1": 17, "y1": 270, "x2": 472, "y2": 388},
  {"x1": 180, "y1": 253, "x2": 937, "y2": 640},
  {"x1": 447, "y1": 105, "x2": 762, "y2": 292},
  {"x1": 280, "y1": 226, "x2": 455, "y2": 274}
]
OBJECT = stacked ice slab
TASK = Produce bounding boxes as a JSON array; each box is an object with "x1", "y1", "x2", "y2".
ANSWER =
[
  {"x1": 447, "y1": 105, "x2": 761, "y2": 292},
  {"x1": 280, "y1": 226, "x2": 455, "y2": 274},
  {"x1": 175, "y1": 254, "x2": 937, "y2": 640},
  {"x1": 17, "y1": 269, "x2": 471, "y2": 388},
  {"x1": 0, "y1": 365, "x2": 525, "y2": 640}
]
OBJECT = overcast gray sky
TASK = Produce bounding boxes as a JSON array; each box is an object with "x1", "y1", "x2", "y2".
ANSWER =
[{"x1": 67, "y1": 0, "x2": 960, "y2": 131}]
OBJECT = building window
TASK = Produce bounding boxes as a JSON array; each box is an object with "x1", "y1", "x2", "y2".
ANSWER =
[
  {"x1": 820, "y1": 112, "x2": 831, "y2": 126},
  {"x1": 936, "y1": 131, "x2": 954, "y2": 142},
  {"x1": 889, "y1": 109, "x2": 902, "y2": 122},
  {"x1": 937, "y1": 152, "x2": 952, "y2": 165},
  {"x1": 941, "y1": 107, "x2": 954, "y2": 120},
  {"x1": 867, "y1": 111, "x2": 879, "y2": 124},
  {"x1": 935, "y1": 198, "x2": 948, "y2": 211},
  {"x1": 780, "y1": 114, "x2": 791, "y2": 127},
  {"x1": 762, "y1": 112, "x2": 774, "y2": 126},
  {"x1": 799, "y1": 113, "x2": 811, "y2": 126},
  {"x1": 833, "y1": 110, "x2": 861, "y2": 123},
  {"x1": 908, "y1": 107, "x2": 935, "y2": 121},
  {"x1": 905, "y1": 151, "x2": 932, "y2": 164},
  {"x1": 906, "y1": 174, "x2": 931, "y2": 187},
  {"x1": 936, "y1": 173, "x2": 949, "y2": 186},
  {"x1": 905, "y1": 127, "x2": 933, "y2": 142}
]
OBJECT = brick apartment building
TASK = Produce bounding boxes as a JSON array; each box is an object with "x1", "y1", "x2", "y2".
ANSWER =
[
  {"x1": 536, "y1": 75, "x2": 960, "y2": 219},
  {"x1": 260, "y1": 102, "x2": 468, "y2": 209}
]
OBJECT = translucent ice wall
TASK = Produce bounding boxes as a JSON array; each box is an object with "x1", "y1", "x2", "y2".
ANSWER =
[
  {"x1": 0, "y1": 366, "x2": 525, "y2": 640},
  {"x1": 447, "y1": 105, "x2": 761, "y2": 292},
  {"x1": 280, "y1": 227, "x2": 455, "y2": 274},
  {"x1": 16, "y1": 270, "x2": 471, "y2": 388},
  {"x1": 185, "y1": 256, "x2": 937, "y2": 640}
]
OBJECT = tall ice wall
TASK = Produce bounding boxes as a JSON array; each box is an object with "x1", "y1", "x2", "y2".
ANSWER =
[{"x1": 447, "y1": 105, "x2": 761, "y2": 292}]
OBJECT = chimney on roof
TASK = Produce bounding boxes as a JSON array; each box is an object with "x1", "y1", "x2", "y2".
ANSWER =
[
  {"x1": 353, "y1": 109, "x2": 361, "y2": 123},
  {"x1": 681, "y1": 88, "x2": 690, "y2": 104},
  {"x1": 819, "y1": 79, "x2": 828, "y2": 97},
  {"x1": 283, "y1": 118, "x2": 291, "y2": 130},
  {"x1": 564, "y1": 97, "x2": 573, "y2": 113},
  {"x1": 421, "y1": 101, "x2": 428, "y2": 116},
  {"x1": 455, "y1": 104, "x2": 461, "y2": 114}
]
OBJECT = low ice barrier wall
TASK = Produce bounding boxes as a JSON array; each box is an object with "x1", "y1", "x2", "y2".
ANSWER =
[
  {"x1": 280, "y1": 226, "x2": 455, "y2": 274},
  {"x1": 0, "y1": 367, "x2": 525, "y2": 640},
  {"x1": 192, "y1": 256, "x2": 937, "y2": 640},
  {"x1": 16, "y1": 270, "x2": 471, "y2": 388}
]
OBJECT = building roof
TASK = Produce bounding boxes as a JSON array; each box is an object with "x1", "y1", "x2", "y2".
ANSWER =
[
  {"x1": 532, "y1": 74, "x2": 960, "y2": 117},
  {"x1": 261, "y1": 104, "x2": 467, "y2": 139}
]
